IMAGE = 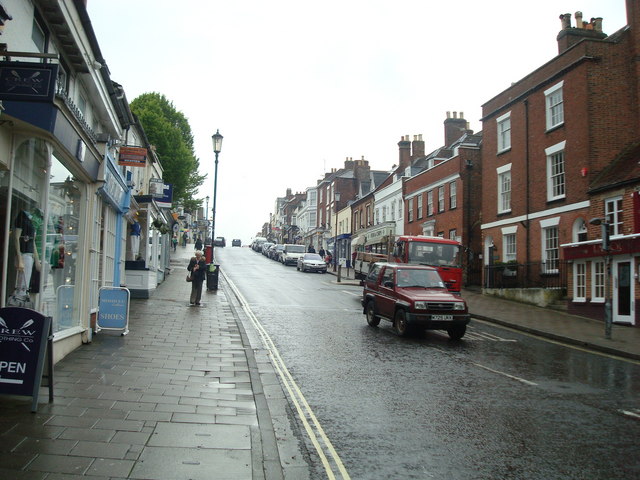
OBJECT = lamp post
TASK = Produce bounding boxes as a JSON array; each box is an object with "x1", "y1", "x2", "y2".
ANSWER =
[
  {"x1": 590, "y1": 217, "x2": 612, "y2": 339},
  {"x1": 211, "y1": 130, "x2": 223, "y2": 261},
  {"x1": 333, "y1": 191, "x2": 340, "y2": 272}
]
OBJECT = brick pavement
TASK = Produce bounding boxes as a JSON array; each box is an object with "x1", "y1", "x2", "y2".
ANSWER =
[{"x1": 0, "y1": 245, "x2": 305, "y2": 480}]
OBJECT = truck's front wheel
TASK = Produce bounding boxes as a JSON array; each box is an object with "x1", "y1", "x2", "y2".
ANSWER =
[
  {"x1": 447, "y1": 325, "x2": 466, "y2": 340},
  {"x1": 394, "y1": 309, "x2": 411, "y2": 336}
]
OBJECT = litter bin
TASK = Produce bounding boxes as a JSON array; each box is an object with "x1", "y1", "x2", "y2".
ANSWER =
[{"x1": 206, "y1": 263, "x2": 220, "y2": 290}]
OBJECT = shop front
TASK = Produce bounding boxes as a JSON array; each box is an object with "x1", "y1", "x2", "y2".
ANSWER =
[
  {"x1": 0, "y1": 61, "x2": 108, "y2": 360},
  {"x1": 0, "y1": 135, "x2": 96, "y2": 360},
  {"x1": 125, "y1": 195, "x2": 170, "y2": 298}
]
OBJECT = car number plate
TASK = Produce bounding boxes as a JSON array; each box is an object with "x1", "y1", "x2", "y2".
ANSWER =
[{"x1": 431, "y1": 314, "x2": 454, "y2": 321}]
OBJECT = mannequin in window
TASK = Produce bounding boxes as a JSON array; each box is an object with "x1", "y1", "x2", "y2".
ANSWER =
[
  {"x1": 130, "y1": 220, "x2": 141, "y2": 260},
  {"x1": 14, "y1": 208, "x2": 42, "y2": 296}
]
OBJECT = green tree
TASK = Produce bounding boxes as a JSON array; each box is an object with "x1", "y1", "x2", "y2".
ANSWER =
[{"x1": 130, "y1": 93, "x2": 206, "y2": 209}]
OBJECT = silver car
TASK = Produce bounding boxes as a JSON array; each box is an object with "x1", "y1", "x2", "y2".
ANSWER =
[{"x1": 297, "y1": 253, "x2": 327, "y2": 273}]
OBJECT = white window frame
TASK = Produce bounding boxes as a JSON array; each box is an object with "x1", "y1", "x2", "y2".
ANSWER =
[
  {"x1": 438, "y1": 186, "x2": 445, "y2": 212},
  {"x1": 546, "y1": 141, "x2": 566, "y2": 201},
  {"x1": 572, "y1": 218, "x2": 587, "y2": 243},
  {"x1": 540, "y1": 217, "x2": 560, "y2": 273},
  {"x1": 605, "y1": 196, "x2": 623, "y2": 235},
  {"x1": 573, "y1": 262, "x2": 587, "y2": 302},
  {"x1": 423, "y1": 221, "x2": 435, "y2": 237},
  {"x1": 407, "y1": 199, "x2": 413, "y2": 222},
  {"x1": 427, "y1": 191, "x2": 433, "y2": 216},
  {"x1": 501, "y1": 225, "x2": 517, "y2": 263},
  {"x1": 497, "y1": 111, "x2": 511, "y2": 153},
  {"x1": 449, "y1": 181, "x2": 457, "y2": 209},
  {"x1": 417, "y1": 193, "x2": 423, "y2": 219},
  {"x1": 592, "y1": 260, "x2": 605, "y2": 303},
  {"x1": 497, "y1": 164, "x2": 512, "y2": 214},
  {"x1": 391, "y1": 200, "x2": 396, "y2": 221},
  {"x1": 545, "y1": 81, "x2": 564, "y2": 130}
]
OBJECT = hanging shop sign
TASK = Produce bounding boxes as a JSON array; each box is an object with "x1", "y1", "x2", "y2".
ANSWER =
[
  {"x1": 156, "y1": 183, "x2": 173, "y2": 209},
  {"x1": 149, "y1": 178, "x2": 164, "y2": 197},
  {"x1": 0, "y1": 307, "x2": 54, "y2": 411},
  {"x1": 118, "y1": 146, "x2": 147, "y2": 167},
  {"x1": 97, "y1": 287, "x2": 130, "y2": 335},
  {"x1": 0, "y1": 62, "x2": 58, "y2": 102}
]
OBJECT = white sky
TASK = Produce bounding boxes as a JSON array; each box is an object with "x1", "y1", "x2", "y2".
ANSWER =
[{"x1": 87, "y1": 0, "x2": 627, "y2": 245}]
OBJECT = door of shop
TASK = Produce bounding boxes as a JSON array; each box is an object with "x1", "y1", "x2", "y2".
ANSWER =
[{"x1": 612, "y1": 258, "x2": 635, "y2": 325}]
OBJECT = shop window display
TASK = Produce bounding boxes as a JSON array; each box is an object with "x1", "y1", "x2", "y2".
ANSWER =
[{"x1": 4, "y1": 139, "x2": 85, "y2": 333}]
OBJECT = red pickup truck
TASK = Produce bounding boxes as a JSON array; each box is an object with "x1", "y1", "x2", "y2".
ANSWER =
[{"x1": 361, "y1": 263, "x2": 470, "y2": 339}]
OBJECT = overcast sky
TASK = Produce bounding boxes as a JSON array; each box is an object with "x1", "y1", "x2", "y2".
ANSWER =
[{"x1": 87, "y1": 0, "x2": 627, "y2": 245}]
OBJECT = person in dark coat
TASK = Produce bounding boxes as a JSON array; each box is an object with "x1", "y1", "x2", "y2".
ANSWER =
[
  {"x1": 187, "y1": 250, "x2": 207, "y2": 306},
  {"x1": 194, "y1": 237, "x2": 203, "y2": 251},
  {"x1": 308, "y1": 244, "x2": 316, "y2": 253}
]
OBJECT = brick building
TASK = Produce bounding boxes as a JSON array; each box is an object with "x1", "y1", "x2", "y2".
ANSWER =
[
  {"x1": 480, "y1": 4, "x2": 640, "y2": 319},
  {"x1": 403, "y1": 113, "x2": 483, "y2": 284}
]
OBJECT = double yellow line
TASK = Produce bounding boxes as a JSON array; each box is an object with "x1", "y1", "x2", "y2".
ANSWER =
[{"x1": 225, "y1": 275, "x2": 351, "y2": 480}]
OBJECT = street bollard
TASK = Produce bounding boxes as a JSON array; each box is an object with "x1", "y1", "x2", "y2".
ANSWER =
[{"x1": 338, "y1": 265, "x2": 342, "y2": 282}]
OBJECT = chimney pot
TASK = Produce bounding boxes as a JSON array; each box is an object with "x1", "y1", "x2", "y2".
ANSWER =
[
  {"x1": 593, "y1": 17, "x2": 603, "y2": 32},
  {"x1": 446, "y1": 111, "x2": 451, "y2": 119},
  {"x1": 575, "y1": 11, "x2": 583, "y2": 28},
  {"x1": 560, "y1": 13, "x2": 571, "y2": 30}
]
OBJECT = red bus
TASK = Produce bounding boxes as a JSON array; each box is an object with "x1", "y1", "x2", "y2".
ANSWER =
[{"x1": 354, "y1": 235, "x2": 463, "y2": 292}]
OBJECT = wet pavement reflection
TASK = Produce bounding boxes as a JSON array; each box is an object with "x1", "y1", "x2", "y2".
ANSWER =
[{"x1": 220, "y1": 248, "x2": 640, "y2": 480}]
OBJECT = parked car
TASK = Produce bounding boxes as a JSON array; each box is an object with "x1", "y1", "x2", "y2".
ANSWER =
[
  {"x1": 213, "y1": 237, "x2": 226, "y2": 247},
  {"x1": 361, "y1": 263, "x2": 469, "y2": 339},
  {"x1": 232, "y1": 239, "x2": 241, "y2": 247},
  {"x1": 270, "y1": 244, "x2": 285, "y2": 261},
  {"x1": 281, "y1": 244, "x2": 306, "y2": 265},
  {"x1": 251, "y1": 237, "x2": 267, "y2": 251},
  {"x1": 261, "y1": 242, "x2": 274, "y2": 256},
  {"x1": 297, "y1": 253, "x2": 327, "y2": 273}
]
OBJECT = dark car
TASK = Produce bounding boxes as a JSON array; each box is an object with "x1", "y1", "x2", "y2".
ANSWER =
[
  {"x1": 362, "y1": 263, "x2": 469, "y2": 339},
  {"x1": 213, "y1": 237, "x2": 226, "y2": 247},
  {"x1": 232, "y1": 239, "x2": 241, "y2": 247}
]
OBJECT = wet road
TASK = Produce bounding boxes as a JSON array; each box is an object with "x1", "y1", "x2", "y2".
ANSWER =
[{"x1": 217, "y1": 247, "x2": 640, "y2": 480}]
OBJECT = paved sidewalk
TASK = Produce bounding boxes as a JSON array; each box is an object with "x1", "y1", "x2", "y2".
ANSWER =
[
  {"x1": 0, "y1": 245, "x2": 305, "y2": 480},
  {"x1": 328, "y1": 265, "x2": 640, "y2": 361}
]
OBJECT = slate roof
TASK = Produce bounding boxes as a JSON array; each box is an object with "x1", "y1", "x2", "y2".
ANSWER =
[{"x1": 589, "y1": 142, "x2": 640, "y2": 193}]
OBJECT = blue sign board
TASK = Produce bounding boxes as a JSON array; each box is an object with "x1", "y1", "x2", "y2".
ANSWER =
[{"x1": 97, "y1": 287, "x2": 130, "y2": 335}]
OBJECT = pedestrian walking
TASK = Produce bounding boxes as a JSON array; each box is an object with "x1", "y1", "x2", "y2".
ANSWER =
[
  {"x1": 182, "y1": 232, "x2": 188, "y2": 247},
  {"x1": 195, "y1": 237, "x2": 203, "y2": 251},
  {"x1": 318, "y1": 247, "x2": 325, "y2": 258},
  {"x1": 172, "y1": 235, "x2": 178, "y2": 251},
  {"x1": 308, "y1": 244, "x2": 316, "y2": 253},
  {"x1": 187, "y1": 250, "x2": 206, "y2": 306}
]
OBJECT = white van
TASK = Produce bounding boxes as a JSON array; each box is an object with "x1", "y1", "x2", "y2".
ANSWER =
[{"x1": 281, "y1": 244, "x2": 306, "y2": 265}]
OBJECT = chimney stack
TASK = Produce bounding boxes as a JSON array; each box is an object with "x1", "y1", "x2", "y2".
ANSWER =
[
  {"x1": 398, "y1": 135, "x2": 411, "y2": 171},
  {"x1": 411, "y1": 134, "x2": 425, "y2": 158},
  {"x1": 557, "y1": 11, "x2": 607, "y2": 54},
  {"x1": 444, "y1": 111, "x2": 468, "y2": 147}
]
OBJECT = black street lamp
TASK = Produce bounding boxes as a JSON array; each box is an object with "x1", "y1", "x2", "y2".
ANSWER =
[
  {"x1": 590, "y1": 216, "x2": 612, "y2": 339},
  {"x1": 211, "y1": 130, "x2": 223, "y2": 261},
  {"x1": 333, "y1": 191, "x2": 340, "y2": 272}
]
